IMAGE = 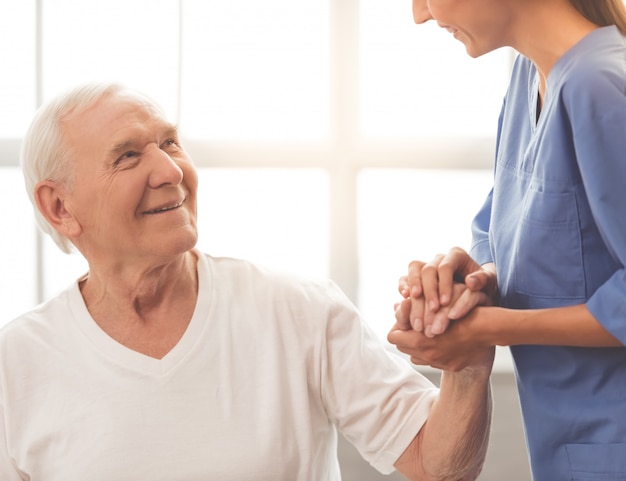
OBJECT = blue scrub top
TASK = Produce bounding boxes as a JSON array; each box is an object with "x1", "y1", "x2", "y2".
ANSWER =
[{"x1": 470, "y1": 26, "x2": 626, "y2": 480}]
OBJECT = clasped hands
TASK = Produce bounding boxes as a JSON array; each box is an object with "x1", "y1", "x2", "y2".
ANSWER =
[{"x1": 387, "y1": 247, "x2": 498, "y2": 372}]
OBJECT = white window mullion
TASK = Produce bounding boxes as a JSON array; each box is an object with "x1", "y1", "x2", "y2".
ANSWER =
[
  {"x1": 328, "y1": 0, "x2": 360, "y2": 304},
  {"x1": 35, "y1": 0, "x2": 46, "y2": 304}
]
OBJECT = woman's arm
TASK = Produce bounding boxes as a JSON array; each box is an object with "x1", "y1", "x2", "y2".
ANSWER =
[{"x1": 389, "y1": 303, "x2": 622, "y2": 372}]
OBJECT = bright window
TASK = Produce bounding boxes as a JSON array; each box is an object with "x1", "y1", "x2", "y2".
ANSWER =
[
  {"x1": 41, "y1": 0, "x2": 181, "y2": 118},
  {"x1": 357, "y1": 168, "x2": 494, "y2": 343},
  {"x1": 0, "y1": 0, "x2": 512, "y2": 372},
  {"x1": 195, "y1": 168, "x2": 329, "y2": 278},
  {"x1": 0, "y1": 2, "x2": 36, "y2": 138},
  {"x1": 180, "y1": 0, "x2": 330, "y2": 141},
  {"x1": 359, "y1": 0, "x2": 511, "y2": 139},
  {"x1": 0, "y1": 168, "x2": 37, "y2": 322}
]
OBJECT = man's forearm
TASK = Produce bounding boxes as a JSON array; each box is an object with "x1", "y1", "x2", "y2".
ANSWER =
[
  {"x1": 395, "y1": 360, "x2": 493, "y2": 481},
  {"x1": 424, "y1": 367, "x2": 492, "y2": 480}
]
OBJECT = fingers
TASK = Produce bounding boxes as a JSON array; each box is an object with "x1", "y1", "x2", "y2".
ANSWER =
[
  {"x1": 421, "y1": 254, "x2": 445, "y2": 312},
  {"x1": 448, "y1": 289, "x2": 492, "y2": 320},
  {"x1": 395, "y1": 288, "x2": 428, "y2": 334},
  {"x1": 410, "y1": 248, "x2": 472, "y2": 312},
  {"x1": 399, "y1": 248, "x2": 490, "y2": 337},
  {"x1": 410, "y1": 295, "x2": 426, "y2": 332},
  {"x1": 411, "y1": 283, "x2": 477, "y2": 337},
  {"x1": 436, "y1": 247, "x2": 478, "y2": 304},
  {"x1": 465, "y1": 263, "x2": 498, "y2": 297},
  {"x1": 406, "y1": 260, "x2": 425, "y2": 298},
  {"x1": 387, "y1": 321, "x2": 495, "y2": 372},
  {"x1": 424, "y1": 309, "x2": 451, "y2": 338},
  {"x1": 412, "y1": 256, "x2": 445, "y2": 336},
  {"x1": 387, "y1": 328, "x2": 461, "y2": 371},
  {"x1": 387, "y1": 327, "x2": 428, "y2": 357},
  {"x1": 394, "y1": 298, "x2": 413, "y2": 331},
  {"x1": 398, "y1": 275, "x2": 410, "y2": 298}
]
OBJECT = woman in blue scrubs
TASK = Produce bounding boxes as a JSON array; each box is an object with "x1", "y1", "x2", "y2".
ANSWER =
[{"x1": 388, "y1": 1, "x2": 626, "y2": 480}]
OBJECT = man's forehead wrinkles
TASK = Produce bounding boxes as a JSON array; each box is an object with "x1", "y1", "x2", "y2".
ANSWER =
[{"x1": 107, "y1": 122, "x2": 178, "y2": 155}]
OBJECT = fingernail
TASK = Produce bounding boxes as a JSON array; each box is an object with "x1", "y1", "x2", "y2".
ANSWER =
[
  {"x1": 411, "y1": 317, "x2": 423, "y2": 332},
  {"x1": 431, "y1": 319, "x2": 442, "y2": 335}
]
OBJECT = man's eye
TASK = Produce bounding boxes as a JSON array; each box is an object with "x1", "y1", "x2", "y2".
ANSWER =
[
  {"x1": 162, "y1": 139, "x2": 181, "y2": 150},
  {"x1": 115, "y1": 151, "x2": 138, "y2": 165}
]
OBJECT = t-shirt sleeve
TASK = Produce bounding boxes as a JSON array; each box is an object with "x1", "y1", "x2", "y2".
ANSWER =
[
  {"x1": 318, "y1": 281, "x2": 439, "y2": 474},
  {"x1": 0, "y1": 402, "x2": 27, "y2": 481}
]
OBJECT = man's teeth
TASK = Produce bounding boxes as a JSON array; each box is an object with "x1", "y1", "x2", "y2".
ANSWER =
[{"x1": 146, "y1": 201, "x2": 182, "y2": 214}]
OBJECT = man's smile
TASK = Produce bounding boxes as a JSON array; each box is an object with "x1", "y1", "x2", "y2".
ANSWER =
[{"x1": 143, "y1": 199, "x2": 185, "y2": 215}]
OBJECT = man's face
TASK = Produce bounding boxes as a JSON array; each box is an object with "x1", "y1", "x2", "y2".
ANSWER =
[{"x1": 59, "y1": 92, "x2": 199, "y2": 265}]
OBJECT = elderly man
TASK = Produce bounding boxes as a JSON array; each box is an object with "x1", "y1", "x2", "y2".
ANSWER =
[{"x1": 0, "y1": 83, "x2": 493, "y2": 481}]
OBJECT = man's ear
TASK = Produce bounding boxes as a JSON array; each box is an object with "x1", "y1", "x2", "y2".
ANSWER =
[{"x1": 34, "y1": 180, "x2": 82, "y2": 239}]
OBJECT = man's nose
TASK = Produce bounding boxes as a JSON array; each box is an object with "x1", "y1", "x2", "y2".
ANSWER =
[{"x1": 148, "y1": 147, "x2": 184, "y2": 188}]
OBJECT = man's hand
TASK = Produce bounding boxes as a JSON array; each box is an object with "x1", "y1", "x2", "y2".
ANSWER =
[{"x1": 389, "y1": 306, "x2": 497, "y2": 372}]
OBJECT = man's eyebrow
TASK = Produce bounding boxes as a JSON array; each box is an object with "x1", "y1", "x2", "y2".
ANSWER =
[
  {"x1": 108, "y1": 140, "x2": 136, "y2": 158},
  {"x1": 107, "y1": 124, "x2": 180, "y2": 157},
  {"x1": 163, "y1": 123, "x2": 180, "y2": 138}
]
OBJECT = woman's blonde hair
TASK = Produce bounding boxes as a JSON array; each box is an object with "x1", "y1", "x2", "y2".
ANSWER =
[{"x1": 570, "y1": 0, "x2": 626, "y2": 35}]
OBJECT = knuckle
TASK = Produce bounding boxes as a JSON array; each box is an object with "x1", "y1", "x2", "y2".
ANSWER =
[
  {"x1": 429, "y1": 253, "x2": 445, "y2": 267},
  {"x1": 449, "y1": 246, "x2": 464, "y2": 255},
  {"x1": 422, "y1": 262, "x2": 437, "y2": 275},
  {"x1": 408, "y1": 260, "x2": 425, "y2": 270}
]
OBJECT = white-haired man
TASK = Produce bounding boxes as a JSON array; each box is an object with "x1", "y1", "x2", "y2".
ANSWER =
[{"x1": 1, "y1": 83, "x2": 494, "y2": 481}]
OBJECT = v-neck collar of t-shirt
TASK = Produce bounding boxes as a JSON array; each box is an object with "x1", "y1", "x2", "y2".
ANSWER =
[{"x1": 68, "y1": 249, "x2": 212, "y2": 377}]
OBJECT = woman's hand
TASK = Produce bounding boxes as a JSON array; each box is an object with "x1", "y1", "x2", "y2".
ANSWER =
[{"x1": 397, "y1": 247, "x2": 498, "y2": 337}]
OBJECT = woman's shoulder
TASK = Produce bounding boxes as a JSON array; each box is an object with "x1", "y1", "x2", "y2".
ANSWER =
[{"x1": 557, "y1": 26, "x2": 626, "y2": 96}]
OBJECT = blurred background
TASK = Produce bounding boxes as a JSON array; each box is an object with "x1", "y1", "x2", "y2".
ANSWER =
[{"x1": 0, "y1": 0, "x2": 529, "y2": 478}]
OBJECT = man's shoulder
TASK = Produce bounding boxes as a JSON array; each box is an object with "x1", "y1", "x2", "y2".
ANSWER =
[
  {"x1": 0, "y1": 288, "x2": 74, "y2": 348},
  {"x1": 201, "y1": 251, "x2": 336, "y2": 292},
  {"x1": 198, "y1": 251, "x2": 352, "y2": 314}
]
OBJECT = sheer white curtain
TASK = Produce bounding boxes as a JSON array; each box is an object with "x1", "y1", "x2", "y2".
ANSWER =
[{"x1": 0, "y1": 0, "x2": 512, "y2": 368}]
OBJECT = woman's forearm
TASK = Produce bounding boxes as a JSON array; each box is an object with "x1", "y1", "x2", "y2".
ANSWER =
[{"x1": 483, "y1": 304, "x2": 622, "y2": 347}]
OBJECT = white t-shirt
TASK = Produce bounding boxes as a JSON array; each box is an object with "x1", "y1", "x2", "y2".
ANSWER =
[{"x1": 0, "y1": 251, "x2": 438, "y2": 481}]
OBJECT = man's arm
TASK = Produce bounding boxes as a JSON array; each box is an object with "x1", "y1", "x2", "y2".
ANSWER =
[
  {"x1": 0, "y1": 403, "x2": 24, "y2": 481},
  {"x1": 393, "y1": 350, "x2": 493, "y2": 481},
  {"x1": 390, "y1": 249, "x2": 495, "y2": 481}
]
